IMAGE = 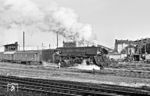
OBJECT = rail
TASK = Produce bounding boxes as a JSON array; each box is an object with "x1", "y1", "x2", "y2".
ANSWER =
[{"x1": 0, "y1": 75, "x2": 149, "y2": 96}]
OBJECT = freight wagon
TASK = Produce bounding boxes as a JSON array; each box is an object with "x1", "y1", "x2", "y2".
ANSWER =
[
  {"x1": 2, "y1": 52, "x2": 14, "y2": 62},
  {"x1": 0, "y1": 52, "x2": 4, "y2": 61},
  {"x1": 13, "y1": 51, "x2": 41, "y2": 64},
  {"x1": 0, "y1": 49, "x2": 57, "y2": 64}
]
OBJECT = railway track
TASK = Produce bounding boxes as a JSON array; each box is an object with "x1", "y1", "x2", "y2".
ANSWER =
[
  {"x1": 1, "y1": 62, "x2": 150, "y2": 79},
  {"x1": 0, "y1": 75, "x2": 149, "y2": 96},
  {"x1": 109, "y1": 62, "x2": 150, "y2": 70}
]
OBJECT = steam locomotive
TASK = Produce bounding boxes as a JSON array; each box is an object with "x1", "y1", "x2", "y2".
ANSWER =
[
  {"x1": 56, "y1": 46, "x2": 109, "y2": 67},
  {"x1": 0, "y1": 46, "x2": 109, "y2": 68}
]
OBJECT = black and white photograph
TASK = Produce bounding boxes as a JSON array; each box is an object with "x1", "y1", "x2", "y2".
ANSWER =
[{"x1": 0, "y1": 0, "x2": 150, "y2": 95}]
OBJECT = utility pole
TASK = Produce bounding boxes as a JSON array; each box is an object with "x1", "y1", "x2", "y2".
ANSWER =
[
  {"x1": 37, "y1": 46, "x2": 39, "y2": 50},
  {"x1": 42, "y1": 42, "x2": 43, "y2": 49},
  {"x1": 23, "y1": 31, "x2": 25, "y2": 51},
  {"x1": 57, "y1": 31, "x2": 58, "y2": 48},
  {"x1": 49, "y1": 44, "x2": 51, "y2": 49}
]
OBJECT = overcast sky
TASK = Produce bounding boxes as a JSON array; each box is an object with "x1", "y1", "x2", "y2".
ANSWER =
[{"x1": 0, "y1": 0, "x2": 150, "y2": 49}]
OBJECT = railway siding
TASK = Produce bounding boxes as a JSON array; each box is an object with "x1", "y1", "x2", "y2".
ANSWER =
[
  {"x1": 0, "y1": 75, "x2": 150, "y2": 96},
  {"x1": 0, "y1": 62, "x2": 150, "y2": 90},
  {"x1": 106, "y1": 68, "x2": 150, "y2": 78}
]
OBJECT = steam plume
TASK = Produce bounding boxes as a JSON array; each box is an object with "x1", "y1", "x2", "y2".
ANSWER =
[{"x1": 0, "y1": 0, "x2": 93, "y2": 45}]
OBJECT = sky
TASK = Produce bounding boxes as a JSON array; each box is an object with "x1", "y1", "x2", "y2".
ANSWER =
[
  {"x1": 0, "y1": 0, "x2": 150, "y2": 49},
  {"x1": 53, "y1": 0, "x2": 150, "y2": 48}
]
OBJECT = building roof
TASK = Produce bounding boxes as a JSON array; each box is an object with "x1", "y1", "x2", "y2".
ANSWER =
[{"x1": 4, "y1": 42, "x2": 18, "y2": 47}]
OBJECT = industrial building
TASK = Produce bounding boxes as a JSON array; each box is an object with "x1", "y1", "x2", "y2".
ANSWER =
[{"x1": 108, "y1": 38, "x2": 150, "y2": 61}]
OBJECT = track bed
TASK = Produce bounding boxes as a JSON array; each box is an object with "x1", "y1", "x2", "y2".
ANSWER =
[{"x1": 0, "y1": 62, "x2": 150, "y2": 89}]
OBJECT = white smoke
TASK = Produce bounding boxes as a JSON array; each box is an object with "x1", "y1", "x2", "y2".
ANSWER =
[
  {"x1": 72, "y1": 59, "x2": 100, "y2": 70},
  {"x1": 0, "y1": 0, "x2": 44, "y2": 28},
  {"x1": 0, "y1": 0, "x2": 93, "y2": 45}
]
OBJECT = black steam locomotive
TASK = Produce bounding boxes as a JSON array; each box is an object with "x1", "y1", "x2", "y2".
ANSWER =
[{"x1": 56, "y1": 46, "x2": 109, "y2": 68}]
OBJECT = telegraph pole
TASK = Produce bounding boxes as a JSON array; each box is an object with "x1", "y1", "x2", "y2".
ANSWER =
[
  {"x1": 57, "y1": 31, "x2": 58, "y2": 48},
  {"x1": 23, "y1": 31, "x2": 25, "y2": 51},
  {"x1": 49, "y1": 44, "x2": 51, "y2": 49},
  {"x1": 42, "y1": 42, "x2": 43, "y2": 49}
]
